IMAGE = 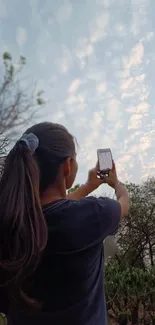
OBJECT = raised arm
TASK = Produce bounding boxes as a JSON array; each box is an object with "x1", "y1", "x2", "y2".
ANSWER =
[
  {"x1": 103, "y1": 161, "x2": 129, "y2": 217},
  {"x1": 67, "y1": 164, "x2": 104, "y2": 200},
  {"x1": 114, "y1": 182, "x2": 129, "y2": 217},
  {"x1": 67, "y1": 161, "x2": 129, "y2": 218}
]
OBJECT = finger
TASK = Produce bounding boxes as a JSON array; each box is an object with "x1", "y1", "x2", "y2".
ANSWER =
[
  {"x1": 100, "y1": 178, "x2": 106, "y2": 184},
  {"x1": 97, "y1": 171, "x2": 106, "y2": 182},
  {"x1": 96, "y1": 160, "x2": 100, "y2": 171},
  {"x1": 112, "y1": 160, "x2": 115, "y2": 172},
  {"x1": 103, "y1": 176, "x2": 109, "y2": 184},
  {"x1": 99, "y1": 177, "x2": 106, "y2": 184},
  {"x1": 101, "y1": 175, "x2": 108, "y2": 183}
]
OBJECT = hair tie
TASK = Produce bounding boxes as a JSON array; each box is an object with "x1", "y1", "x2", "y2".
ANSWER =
[{"x1": 18, "y1": 133, "x2": 39, "y2": 154}]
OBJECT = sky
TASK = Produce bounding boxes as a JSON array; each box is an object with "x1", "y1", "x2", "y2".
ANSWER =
[{"x1": 0, "y1": 0, "x2": 155, "y2": 189}]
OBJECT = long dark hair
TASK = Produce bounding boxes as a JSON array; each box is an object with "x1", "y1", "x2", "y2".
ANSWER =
[{"x1": 0, "y1": 122, "x2": 75, "y2": 309}]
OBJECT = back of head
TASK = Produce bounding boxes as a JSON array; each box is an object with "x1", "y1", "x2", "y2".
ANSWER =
[{"x1": 0, "y1": 122, "x2": 76, "y2": 309}]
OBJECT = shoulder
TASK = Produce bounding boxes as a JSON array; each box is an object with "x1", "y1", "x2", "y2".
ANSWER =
[
  {"x1": 43, "y1": 197, "x2": 120, "y2": 216},
  {"x1": 64, "y1": 197, "x2": 121, "y2": 227},
  {"x1": 43, "y1": 197, "x2": 121, "y2": 248},
  {"x1": 68, "y1": 196, "x2": 121, "y2": 242},
  {"x1": 72, "y1": 196, "x2": 121, "y2": 214}
]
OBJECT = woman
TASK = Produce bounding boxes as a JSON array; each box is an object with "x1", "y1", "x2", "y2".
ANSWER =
[{"x1": 0, "y1": 122, "x2": 129, "y2": 325}]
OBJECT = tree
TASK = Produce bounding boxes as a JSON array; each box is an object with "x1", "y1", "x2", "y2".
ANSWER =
[
  {"x1": 0, "y1": 52, "x2": 45, "y2": 155},
  {"x1": 115, "y1": 178, "x2": 155, "y2": 269},
  {"x1": 106, "y1": 178, "x2": 155, "y2": 323},
  {"x1": 105, "y1": 261, "x2": 155, "y2": 324}
]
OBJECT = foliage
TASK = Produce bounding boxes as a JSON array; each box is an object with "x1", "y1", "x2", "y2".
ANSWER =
[
  {"x1": 0, "y1": 313, "x2": 7, "y2": 325},
  {"x1": 105, "y1": 178, "x2": 155, "y2": 324},
  {"x1": 116, "y1": 178, "x2": 155, "y2": 269},
  {"x1": 68, "y1": 184, "x2": 80, "y2": 193},
  {"x1": 0, "y1": 52, "x2": 45, "y2": 155},
  {"x1": 105, "y1": 262, "x2": 155, "y2": 324}
]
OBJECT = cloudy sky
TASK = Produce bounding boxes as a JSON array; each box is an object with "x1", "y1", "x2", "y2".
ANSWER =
[{"x1": 0, "y1": 0, "x2": 155, "y2": 188}]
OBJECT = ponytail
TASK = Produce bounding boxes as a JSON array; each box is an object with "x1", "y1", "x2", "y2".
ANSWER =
[{"x1": 0, "y1": 139, "x2": 47, "y2": 308}]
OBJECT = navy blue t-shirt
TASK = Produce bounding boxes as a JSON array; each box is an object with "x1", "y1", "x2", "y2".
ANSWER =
[{"x1": 7, "y1": 196, "x2": 121, "y2": 325}]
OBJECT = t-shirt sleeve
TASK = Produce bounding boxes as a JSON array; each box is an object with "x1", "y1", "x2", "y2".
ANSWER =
[
  {"x1": 63, "y1": 196, "x2": 121, "y2": 249},
  {"x1": 91, "y1": 196, "x2": 121, "y2": 241}
]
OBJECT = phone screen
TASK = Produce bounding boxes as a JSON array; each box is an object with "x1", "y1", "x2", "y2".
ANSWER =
[{"x1": 97, "y1": 149, "x2": 112, "y2": 172}]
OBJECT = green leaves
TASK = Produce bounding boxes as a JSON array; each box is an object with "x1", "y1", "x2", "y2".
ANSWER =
[
  {"x1": 68, "y1": 184, "x2": 80, "y2": 193},
  {"x1": 116, "y1": 178, "x2": 155, "y2": 269},
  {"x1": 106, "y1": 179, "x2": 155, "y2": 322},
  {"x1": 2, "y1": 52, "x2": 26, "y2": 81},
  {"x1": 19, "y1": 55, "x2": 26, "y2": 65},
  {"x1": 0, "y1": 313, "x2": 7, "y2": 325},
  {"x1": 36, "y1": 91, "x2": 46, "y2": 106},
  {"x1": 105, "y1": 262, "x2": 155, "y2": 323},
  {"x1": 3, "y1": 52, "x2": 12, "y2": 61},
  {"x1": 36, "y1": 97, "x2": 45, "y2": 105}
]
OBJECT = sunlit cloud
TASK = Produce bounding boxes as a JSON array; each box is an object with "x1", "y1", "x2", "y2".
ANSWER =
[
  {"x1": 123, "y1": 43, "x2": 144, "y2": 71},
  {"x1": 89, "y1": 11, "x2": 109, "y2": 43},
  {"x1": 75, "y1": 11, "x2": 109, "y2": 68},
  {"x1": 96, "y1": 82, "x2": 107, "y2": 93},
  {"x1": 68, "y1": 79, "x2": 82, "y2": 93}
]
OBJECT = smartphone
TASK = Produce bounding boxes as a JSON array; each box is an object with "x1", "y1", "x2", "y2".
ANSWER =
[{"x1": 97, "y1": 148, "x2": 113, "y2": 177}]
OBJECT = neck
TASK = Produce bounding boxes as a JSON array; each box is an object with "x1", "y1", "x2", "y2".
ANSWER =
[{"x1": 41, "y1": 186, "x2": 66, "y2": 206}]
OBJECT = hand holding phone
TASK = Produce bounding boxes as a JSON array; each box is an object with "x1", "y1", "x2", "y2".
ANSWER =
[
  {"x1": 97, "y1": 149, "x2": 118, "y2": 188},
  {"x1": 97, "y1": 148, "x2": 113, "y2": 178}
]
